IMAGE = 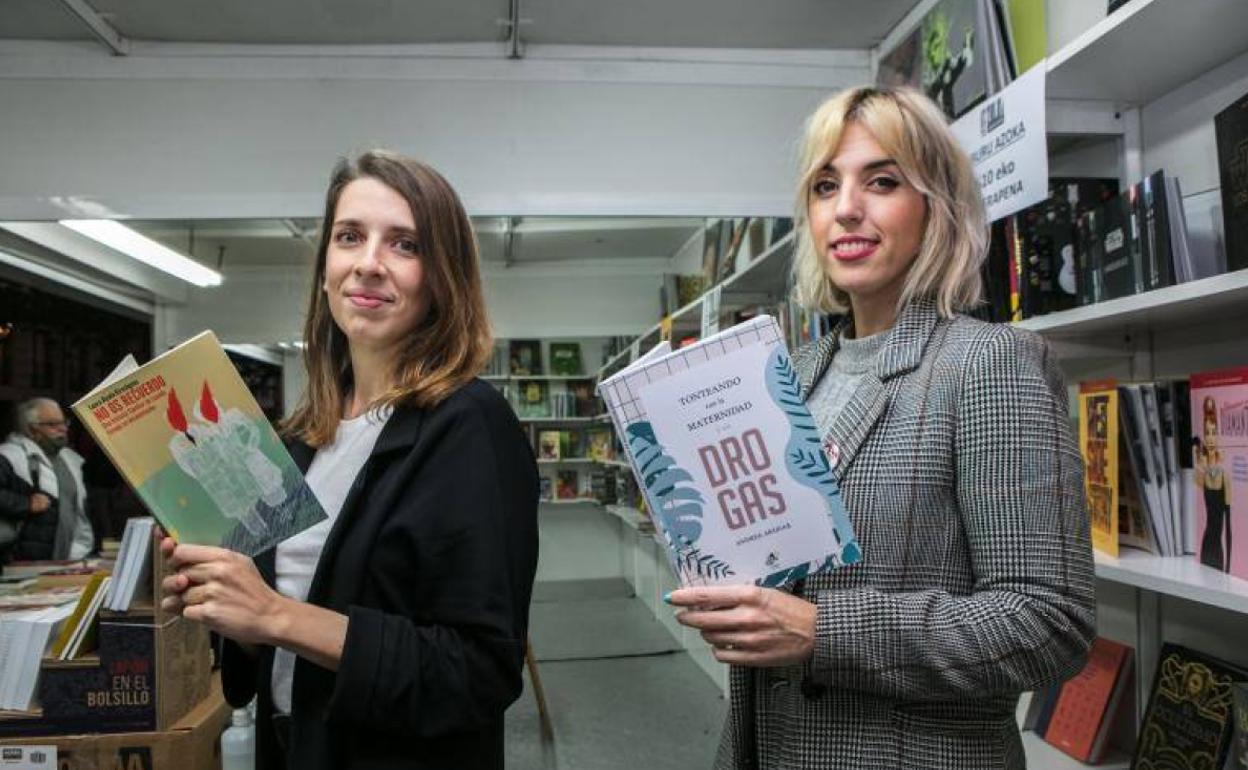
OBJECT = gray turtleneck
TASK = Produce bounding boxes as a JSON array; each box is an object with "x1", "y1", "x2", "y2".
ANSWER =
[{"x1": 807, "y1": 330, "x2": 888, "y2": 437}]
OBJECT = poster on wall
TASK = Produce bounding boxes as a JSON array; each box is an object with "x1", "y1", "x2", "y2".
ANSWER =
[{"x1": 877, "y1": 0, "x2": 992, "y2": 120}]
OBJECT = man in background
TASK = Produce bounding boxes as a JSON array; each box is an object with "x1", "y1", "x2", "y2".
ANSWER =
[{"x1": 0, "y1": 398, "x2": 94, "y2": 564}]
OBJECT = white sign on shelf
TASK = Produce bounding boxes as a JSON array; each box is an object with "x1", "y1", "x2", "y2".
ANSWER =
[
  {"x1": 950, "y1": 63, "x2": 1048, "y2": 223},
  {"x1": 701, "y1": 284, "x2": 722, "y2": 338}
]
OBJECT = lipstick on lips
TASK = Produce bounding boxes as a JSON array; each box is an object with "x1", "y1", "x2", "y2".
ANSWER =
[
  {"x1": 830, "y1": 235, "x2": 879, "y2": 262},
  {"x1": 347, "y1": 290, "x2": 389, "y2": 309}
]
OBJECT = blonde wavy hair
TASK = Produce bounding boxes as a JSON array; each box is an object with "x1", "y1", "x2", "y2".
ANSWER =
[{"x1": 791, "y1": 86, "x2": 987, "y2": 318}]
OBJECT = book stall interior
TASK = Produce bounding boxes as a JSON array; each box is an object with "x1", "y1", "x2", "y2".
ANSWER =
[{"x1": 3, "y1": 0, "x2": 1248, "y2": 768}]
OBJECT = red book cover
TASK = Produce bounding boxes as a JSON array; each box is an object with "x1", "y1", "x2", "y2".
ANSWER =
[{"x1": 1044, "y1": 637, "x2": 1133, "y2": 762}]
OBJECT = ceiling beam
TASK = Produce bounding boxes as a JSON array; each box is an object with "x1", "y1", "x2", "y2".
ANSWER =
[{"x1": 58, "y1": 0, "x2": 130, "y2": 56}]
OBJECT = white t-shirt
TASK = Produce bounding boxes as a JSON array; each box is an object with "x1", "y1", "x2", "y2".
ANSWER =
[{"x1": 270, "y1": 409, "x2": 389, "y2": 715}]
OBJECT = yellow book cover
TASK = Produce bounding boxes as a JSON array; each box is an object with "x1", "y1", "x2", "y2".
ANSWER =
[
  {"x1": 71, "y1": 331, "x2": 327, "y2": 556},
  {"x1": 1079, "y1": 380, "x2": 1119, "y2": 557},
  {"x1": 49, "y1": 572, "x2": 107, "y2": 660}
]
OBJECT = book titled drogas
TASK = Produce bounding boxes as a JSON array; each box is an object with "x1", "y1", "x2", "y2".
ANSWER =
[
  {"x1": 71, "y1": 331, "x2": 326, "y2": 556},
  {"x1": 597, "y1": 315, "x2": 860, "y2": 587}
]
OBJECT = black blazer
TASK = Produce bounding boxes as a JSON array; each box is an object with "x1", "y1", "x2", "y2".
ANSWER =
[{"x1": 221, "y1": 379, "x2": 540, "y2": 770}]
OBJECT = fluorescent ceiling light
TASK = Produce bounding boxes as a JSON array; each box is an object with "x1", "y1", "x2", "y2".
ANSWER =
[{"x1": 58, "y1": 219, "x2": 223, "y2": 287}]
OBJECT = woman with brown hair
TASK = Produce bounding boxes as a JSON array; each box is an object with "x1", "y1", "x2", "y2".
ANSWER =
[{"x1": 160, "y1": 150, "x2": 539, "y2": 770}]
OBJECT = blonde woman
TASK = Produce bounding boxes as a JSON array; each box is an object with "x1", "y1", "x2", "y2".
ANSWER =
[
  {"x1": 160, "y1": 151, "x2": 539, "y2": 770},
  {"x1": 670, "y1": 87, "x2": 1096, "y2": 769}
]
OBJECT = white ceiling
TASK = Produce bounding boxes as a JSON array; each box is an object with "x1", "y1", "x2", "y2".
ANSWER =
[
  {"x1": 3, "y1": 0, "x2": 918, "y2": 49},
  {"x1": 127, "y1": 216, "x2": 703, "y2": 269}
]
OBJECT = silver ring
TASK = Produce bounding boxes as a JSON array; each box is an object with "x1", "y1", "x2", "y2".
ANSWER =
[{"x1": 723, "y1": 643, "x2": 736, "y2": 651}]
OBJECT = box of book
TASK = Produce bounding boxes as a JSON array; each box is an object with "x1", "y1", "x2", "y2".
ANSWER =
[
  {"x1": 1190, "y1": 367, "x2": 1248, "y2": 579},
  {"x1": 70, "y1": 331, "x2": 326, "y2": 556},
  {"x1": 597, "y1": 315, "x2": 860, "y2": 587},
  {"x1": 0, "y1": 540, "x2": 211, "y2": 738},
  {"x1": 0, "y1": 673, "x2": 229, "y2": 770},
  {"x1": 1132, "y1": 643, "x2": 1247, "y2": 770}
]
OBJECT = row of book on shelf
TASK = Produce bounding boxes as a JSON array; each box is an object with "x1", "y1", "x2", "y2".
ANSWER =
[
  {"x1": 496, "y1": 378, "x2": 602, "y2": 420},
  {"x1": 483, "y1": 339, "x2": 590, "y2": 378},
  {"x1": 981, "y1": 85, "x2": 1248, "y2": 323},
  {"x1": 537, "y1": 463, "x2": 642, "y2": 507},
  {"x1": 1027, "y1": 638, "x2": 1248, "y2": 769},
  {"x1": 0, "y1": 517, "x2": 156, "y2": 713},
  {"x1": 1078, "y1": 366, "x2": 1247, "y2": 581},
  {"x1": 980, "y1": 170, "x2": 1211, "y2": 323},
  {"x1": 657, "y1": 216, "x2": 795, "y2": 318},
  {"x1": 536, "y1": 428, "x2": 617, "y2": 462}
]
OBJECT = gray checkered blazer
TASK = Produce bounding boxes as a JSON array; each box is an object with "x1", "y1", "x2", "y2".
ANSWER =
[{"x1": 713, "y1": 296, "x2": 1097, "y2": 770}]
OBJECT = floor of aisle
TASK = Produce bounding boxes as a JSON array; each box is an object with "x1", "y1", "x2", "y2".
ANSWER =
[{"x1": 505, "y1": 579, "x2": 728, "y2": 770}]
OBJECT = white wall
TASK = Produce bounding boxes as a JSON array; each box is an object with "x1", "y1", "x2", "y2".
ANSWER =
[
  {"x1": 1142, "y1": 47, "x2": 1248, "y2": 275},
  {"x1": 0, "y1": 43, "x2": 869, "y2": 221},
  {"x1": 484, "y1": 270, "x2": 662, "y2": 338}
]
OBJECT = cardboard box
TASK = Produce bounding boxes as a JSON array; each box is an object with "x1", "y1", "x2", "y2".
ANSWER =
[
  {"x1": 0, "y1": 542, "x2": 211, "y2": 738},
  {"x1": 0, "y1": 676, "x2": 227, "y2": 770}
]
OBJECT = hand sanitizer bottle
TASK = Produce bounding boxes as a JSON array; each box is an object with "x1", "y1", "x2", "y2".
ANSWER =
[{"x1": 221, "y1": 707, "x2": 255, "y2": 770}]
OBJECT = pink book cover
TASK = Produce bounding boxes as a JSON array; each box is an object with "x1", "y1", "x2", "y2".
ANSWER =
[{"x1": 1190, "y1": 366, "x2": 1248, "y2": 580}]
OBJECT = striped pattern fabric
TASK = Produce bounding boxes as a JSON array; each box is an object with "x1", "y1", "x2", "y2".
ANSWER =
[{"x1": 713, "y1": 296, "x2": 1096, "y2": 770}]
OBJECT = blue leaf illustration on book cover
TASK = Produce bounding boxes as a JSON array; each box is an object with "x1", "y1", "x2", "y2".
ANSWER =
[
  {"x1": 760, "y1": 345, "x2": 862, "y2": 587},
  {"x1": 625, "y1": 421, "x2": 735, "y2": 582}
]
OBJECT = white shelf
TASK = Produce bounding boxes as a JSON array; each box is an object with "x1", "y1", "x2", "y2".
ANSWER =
[
  {"x1": 1046, "y1": 0, "x2": 1248, "y2": 103},
  {"x1": 541, "y1": 498, "x2": 601, "y2": 506},
  {"x1": 537, "y1": 457, "x2": 596, "y2": 464},
  {"x1": 1014, "y1": 269, "x2": 1248, "y2": 339},
  {"x1": 604, "y1": 504, "x2": 651, "y2": 532},
  {"x1": 1020, "y1": 731, "x2": 1130, "y2": 770},
  {"x1": 594, "y1": 231, "x2": 797, "y2": 380},
  {"x1": 1093, "y1": 549, "x2": 1248, "y2": 614},
  {"x1": 595, "y1": 459, "x2": 631, "y2": 470},
  {"x1": 521, "y1": 416, "x2": 603, "y2": 424},
  {"x1": 500, "y1": 374, "x2": 593, "y2": 381},
  {"x1": 717, "y1": 231, "x2": 795, "y2": 307}
]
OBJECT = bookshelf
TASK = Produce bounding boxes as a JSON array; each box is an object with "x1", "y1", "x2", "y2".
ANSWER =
[
  {"x1": 1045, "y1": 0, "x2": 1248, "y2": 103},
  {"x1": 577, "y1": 0, "x2": 1248, "y2": 750},
  {"x1": 1015, "y1": 269, "x2": 1248, "y2": 338},
  {"x1": 521, "y1": 416, "x2": 604, "y2": 424},
  {"x1": 595, "y1": 231, "x2": 797, "y2": 380},
  {"x1": 1094, "y1": 550, "x2": 1248, "y2": 615},
  {"x1": 1027, "y1": 2, "x2": 1248, "y2": 766}
]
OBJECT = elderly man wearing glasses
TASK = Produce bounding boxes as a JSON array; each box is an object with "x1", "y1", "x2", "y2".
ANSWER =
[{"x1": 0, "y1": 398, "x2": 94, "y2": 564}]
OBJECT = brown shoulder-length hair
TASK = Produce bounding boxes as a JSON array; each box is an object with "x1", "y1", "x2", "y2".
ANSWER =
[{"x1": 283, "y1": 150, "x2": 492, "y2": 447}]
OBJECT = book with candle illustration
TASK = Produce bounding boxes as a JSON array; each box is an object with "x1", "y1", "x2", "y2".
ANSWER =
[{"x1": 70, "y1": 331, "x2": 327, "y2": 556}]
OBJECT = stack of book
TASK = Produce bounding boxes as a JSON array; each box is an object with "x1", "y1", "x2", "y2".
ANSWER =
[
  {"x1": 105, "y1": 517, "x2": 155, "y2": 612},
  {"x1": 0, "y1": 601, "x2": 78, "y2": 710}
]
